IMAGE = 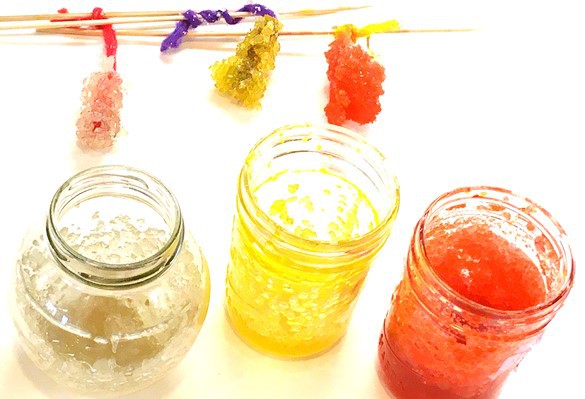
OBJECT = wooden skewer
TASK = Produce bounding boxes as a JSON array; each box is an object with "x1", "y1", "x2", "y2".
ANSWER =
[
  {"x1": 1, "y1": 15, "x2": 187, "y2": 31},
  {"x1": 36, "y1": 27, "x2": 477, "y2": 38},
  {"x1": 0, "y1": 5, "x2": 370, "y2": 29},
  {"x1": 0, "y1": 10, "x2": 183, "y2": 22},
  {"x1": 110, "y1": 23, "x2": 177, "y2": 32}
]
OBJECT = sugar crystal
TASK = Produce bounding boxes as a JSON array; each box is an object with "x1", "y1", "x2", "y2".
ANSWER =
[
  {"x1": 210, "y1": 15, "x2": 282, "y2": 108},
  {"x1": 76, "y1": 56, "x2": 123, "y2": 150},
  {"x1": 325, "y1": 27, "x2": 386, "y2": 125}
]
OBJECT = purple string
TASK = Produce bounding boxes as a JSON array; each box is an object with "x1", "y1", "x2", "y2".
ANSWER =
[
  {"x1": 160, "y1": 3, "x2": 276, "y2": 52},
  {"x1": 238, "y1": 4, "x2": 276, "y2": 19}
]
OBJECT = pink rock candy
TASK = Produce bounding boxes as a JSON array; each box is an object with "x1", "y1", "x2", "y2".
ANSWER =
[{"x1": 76, "y1": 58, "x2": 123, "y2": 150}]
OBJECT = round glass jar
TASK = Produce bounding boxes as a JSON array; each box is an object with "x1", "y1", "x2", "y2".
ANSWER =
[
  {"x1": 10, "y1": 165, "x2": 210, "y2": 394},
  {"x1": 225, "y1": 123, "x2": 400, "y2": 359},
  {"x1": 377, "y1": 186, "x2": 575, "y2": 399}
]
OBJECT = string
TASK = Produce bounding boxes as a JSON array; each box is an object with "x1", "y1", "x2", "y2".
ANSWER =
[
  {"x1": 160, "y1": 3, "x2": 276, "y2": 52},
  {"x1": 54, "y1": 7, "x2": 118, "y2": 70}
]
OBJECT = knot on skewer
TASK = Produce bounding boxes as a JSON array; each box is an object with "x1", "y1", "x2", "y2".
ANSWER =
[
  {"x1": 56, "y1": 7, "x2": 118, "y2": 69},
  {"x1": 91, "y1": 8, "x2": 118, "y2": 67},
  {"x1": 233, "y1": 4, "x2": 276, "y2": 21},
  {"x1": 160, "y1": 3, "x2": 276, "y2": 52}
]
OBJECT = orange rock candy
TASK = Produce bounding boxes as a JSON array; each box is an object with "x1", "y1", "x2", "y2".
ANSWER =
[{"x1": 324, "y1": 26, "x2": 386, "y2": 125}]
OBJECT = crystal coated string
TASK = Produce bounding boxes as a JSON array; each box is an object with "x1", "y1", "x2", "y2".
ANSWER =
[
  {"x1": 160, "y1": 3, "x2": 276, "y2": 52},
  {"x1": 58, "y1": 7, "x2": 123, "y2": 150}
]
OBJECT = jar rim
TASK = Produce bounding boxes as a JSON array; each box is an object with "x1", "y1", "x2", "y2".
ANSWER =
[
  {"x1": 239, "y1": 122, "x2": 400, "y2": 257},
  {"x1": 416, "y1": 185, "x2": 575, "y2": 318},
  {"x1": 47, "y1": 165, "x2": 184, "y2": 289}
]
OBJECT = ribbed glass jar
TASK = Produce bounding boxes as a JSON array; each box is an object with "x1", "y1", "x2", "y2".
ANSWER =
[
  {"x1": 225, "y1": 123, "x2": 400, "y2": 359},
  {"x1": 10, "y1": 165, "x2": 210, "y2": 394},
  {"x1": 377, "y1": 186, "x2": 575, "y2": 399}
]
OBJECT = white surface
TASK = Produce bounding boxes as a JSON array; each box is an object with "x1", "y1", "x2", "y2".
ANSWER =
[{"x1": 1, "y1": 1, "x2": 583, "y2": 398}]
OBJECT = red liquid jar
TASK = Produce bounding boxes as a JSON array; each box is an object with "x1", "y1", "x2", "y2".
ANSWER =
[{"x1": 377, "y1": 187, "x2": 575, "y2": 399}]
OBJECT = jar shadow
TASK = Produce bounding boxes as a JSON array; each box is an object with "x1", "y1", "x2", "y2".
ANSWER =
[
  {"x1": 12, "y1": 343, "x2": 181, "y2": 399},
  {"x1": 217, "y1": 310, "x2": 394, "y2": 398},
  {"x1": 373, "y1": 356, "x2": 397, "y2": 399},
  {"x1": 212, "y1": 308, "x2": 351, "y2": 397}
]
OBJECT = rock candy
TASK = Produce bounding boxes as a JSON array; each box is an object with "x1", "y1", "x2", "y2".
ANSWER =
[
  {"x1": 324, "y1": 27, "x2": 386, "y2": 125},
  {"x1": 210, "y1": 15, "x2": 282, "y2": 108},
  {"x1": 76, "y1": 57, "x2": 123, "y2": 150}
]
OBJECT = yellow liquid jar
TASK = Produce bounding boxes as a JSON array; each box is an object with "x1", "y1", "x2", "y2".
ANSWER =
[{"x1": 225, "y1": 123, "x2": 400, "y2": 358}]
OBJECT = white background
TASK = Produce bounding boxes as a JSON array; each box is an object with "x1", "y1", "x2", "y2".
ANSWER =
[{"x1": 1, "y1": 1, "x2": 583, "y2": 398}]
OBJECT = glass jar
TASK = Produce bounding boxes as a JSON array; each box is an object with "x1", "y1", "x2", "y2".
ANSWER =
[
  {"x1": 377, "y1": 186, "x2": 575, "y2": 399},
  {"x1": 10, "y1": 165, "x2": 210, "y2": 394},
  {"x1": 225, "y1": 123, "x2": 400, "y2": 358}
]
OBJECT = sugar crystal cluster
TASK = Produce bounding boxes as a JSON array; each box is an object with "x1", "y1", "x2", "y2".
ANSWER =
[
  {"x1": 210, "y1": 15, "x2": 282, "y2": 108},
  {"x1": 76, "y1": 56, "x2": 123, "y2": 150},
  {"x1": 60, "y1": 211, "x2": 168, "y2": 264},
  {"x1": 325, "y1": 26, "x2": 386, "y2": 125}
]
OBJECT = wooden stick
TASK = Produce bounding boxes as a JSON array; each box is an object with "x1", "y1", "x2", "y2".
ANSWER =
[
  {"x1": 36, "y1": 27, "x2": 477, "y2": 38},
  {"x1": 0, "y1": 5, "x2": 370, "y2": 28},
  {"x1": 0, "y1": 11, "x2": 182, "y2": 22},
  {"x1": 1, "y1": 15, "x2": 216, "y2": 30},
  {"x1": 377, "y1": 28, "x2": 477, "y2": 34}
]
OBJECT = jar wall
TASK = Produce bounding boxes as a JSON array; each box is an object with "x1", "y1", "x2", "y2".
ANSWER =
[
  {"x1": 377, "y1": 187, "x2": 574, "y2": 399},
  {"x1": 378, "y1": 276, "x2": 538, "y2": 399},
  {"x1": 10, "y1": 166, "x2": 211, "y2": 394},
  {"x1": 225, "y1": 123, "x2": 400, "y2": 358},
  {"x1": 226, "y1": 209, "x2": 374, "y2": 358}
]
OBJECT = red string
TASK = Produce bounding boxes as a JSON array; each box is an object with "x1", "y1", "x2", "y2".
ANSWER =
[
  {"x1": 91, "y1": 8, "x2": 118, "y2": 62},
  {"x1": 54, "y1": 7, "x2": 118, "y2": 70}
]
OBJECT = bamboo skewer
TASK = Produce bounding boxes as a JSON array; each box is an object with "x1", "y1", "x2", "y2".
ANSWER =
[
  {"x1": 2, "y1": 5, "x2": 476, "y2": 43},
  {"x1": 36, "y1": 27, "x2": 477, "y2": 38},
  {"x1": 1, "y1": 15, "x2": 188, "y2": 31},
  {"x1": 0, "y1": 6, "x2": 370, "y2": 30},
  {"x1": 0, "y1": 10, "x2": 183, "y2": 22}
]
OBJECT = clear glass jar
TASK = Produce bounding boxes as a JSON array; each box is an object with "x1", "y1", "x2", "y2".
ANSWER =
[
  {"x1": 10, "y1": 165, "x2": 210, "y2": 394},
  {"x1": 225, "y1": 123, "x2": 400, "y2": 358},
  {"x1": 377, "y1": 186, "x2": 575, "y2": 399}
]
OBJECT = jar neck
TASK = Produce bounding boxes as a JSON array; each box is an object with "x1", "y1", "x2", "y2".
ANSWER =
[
  {"x1": 46, "y1": 165, "x2": 184, "y2": 289},
  {"x1": 238, "y1": 123, "x2": 400, "y2": 267},
  {"x1": 407, "y1": 187, "x2": 574, "y2": 337}
]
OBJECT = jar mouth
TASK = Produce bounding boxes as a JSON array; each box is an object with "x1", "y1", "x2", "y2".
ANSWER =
[
  {"x1": 239, "y1": 123, "x2": 400, "y2": 257},
  {"x1": 47, "y1": 165, "x2": 184, "y2": 289},
  {"x1": 417, "y1": 186, "x2": 575, "y2": 318}
]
